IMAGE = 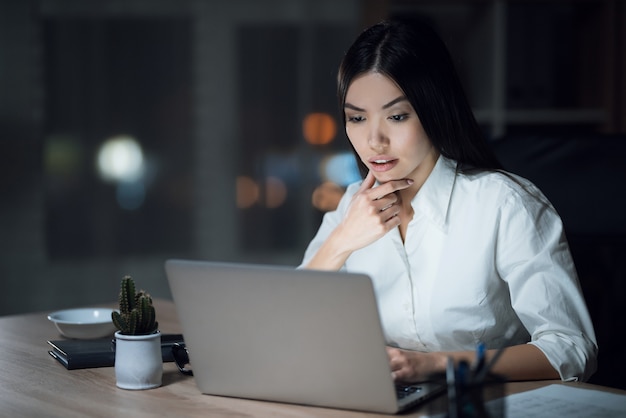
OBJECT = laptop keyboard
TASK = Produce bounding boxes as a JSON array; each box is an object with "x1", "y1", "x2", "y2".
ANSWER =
[{"x1": 395, "y1": 384, "x2": 422, "y2": 399}]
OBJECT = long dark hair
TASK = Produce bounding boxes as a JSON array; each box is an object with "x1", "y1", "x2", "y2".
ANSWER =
[{"x1": 338, "y1": 20, "x2": 502, "y2": 177}]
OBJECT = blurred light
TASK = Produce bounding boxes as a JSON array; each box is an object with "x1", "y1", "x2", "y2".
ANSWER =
[
  {"x1": 265, "y1": 176, "x2": 287, "y2": 208},
  {"x1": 264, "y1": 153, "x2": 300, "y2": 184},
  {"x1": 116, "y1": 181, "x2": 146, "y2": 211},
  {"x1": 44, "y1": 134, "x2": 83, "y2": 177},
  {"x1": 311, "y1": 181, "x2": 344, "y2": 212},
  {"x1": 320, "y1": 152, "x2": 361, "y2": 187},
  {"x1": 236, "y1": 176, "x2": 260, "y2": 208},
  {"x1": 97, "y1": 135, "x2": 145, "y2": 182},
  {"x1": 303, "y1": 112, "x2": 336, "y2": 145}
]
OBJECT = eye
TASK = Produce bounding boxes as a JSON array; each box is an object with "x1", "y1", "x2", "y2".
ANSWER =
[
  {"x1": 346, "y1": 115, "x2": 365, "y2": 123},
  {"x1": 389, "y1": 114, "x2": 409, "y2": 122}
]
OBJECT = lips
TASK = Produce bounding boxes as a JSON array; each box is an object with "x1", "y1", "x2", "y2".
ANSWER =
[{"x1": 368, "y1": 156, "x2": 398, "y2": 172}]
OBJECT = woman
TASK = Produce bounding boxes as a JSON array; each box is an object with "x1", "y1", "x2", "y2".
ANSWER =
[{"x1": 300, "y1": 20, "x2": 597, "y2": 383}]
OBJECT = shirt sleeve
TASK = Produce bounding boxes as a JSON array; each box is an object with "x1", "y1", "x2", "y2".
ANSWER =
[
  {"x1": 298, "y1": 183, "x2": 358, "y2": 269},
  {"x1": 496, "y1": 181, "x2": 598, "y2": 381}
]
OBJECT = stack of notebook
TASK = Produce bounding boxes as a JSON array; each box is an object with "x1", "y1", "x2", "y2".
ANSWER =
[{"x1": 47, "y1": 334, "x2": 184, "y2": 370}]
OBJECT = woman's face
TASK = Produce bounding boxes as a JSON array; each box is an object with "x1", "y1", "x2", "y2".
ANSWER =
[{"x1": 344, "y1": 72, "x2": 438, "y2": 185}]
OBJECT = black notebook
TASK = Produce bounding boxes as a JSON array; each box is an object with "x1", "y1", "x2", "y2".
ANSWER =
[{"x1": 47, "y1": 334, "x2": 184, "y2": 370}]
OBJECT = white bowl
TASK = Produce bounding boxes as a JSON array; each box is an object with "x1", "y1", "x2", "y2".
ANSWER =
[{"x1": 48, "y1": 308, "x2": 118, "y2": 339}]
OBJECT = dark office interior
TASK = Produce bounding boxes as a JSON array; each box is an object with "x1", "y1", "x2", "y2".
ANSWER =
[{"x1": 1, "y1": 0, "x2": 625, "y2": 390}]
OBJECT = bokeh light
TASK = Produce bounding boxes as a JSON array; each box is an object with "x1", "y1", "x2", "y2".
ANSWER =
[
  {"x1": 116, "y1": 181, "x2": 146, "y2": 211},
  {"x1": 44, "y1": 134, "x2": 83, "y2": 178},
  {"x1": 311, "y1": 181, "x2": 344, "y2": 212},
  {"x1": 265, "y1": 176, "x2": 287, "y2": 208},
  {"x1": 319, "y1": 152, "x2": 361, "y2": 186},
  {"x1": 96, "y1": 135, "x2": 145, "y2": 183},
  {"x1": 303, "y1": 112, "x2": 336, "y2": 145},
  {"x1": 236, "y1": 176, "x2": 289, "y2": 209},
  {"x1": 236, "y1": 176, "x2": 260, "y2": 209}
]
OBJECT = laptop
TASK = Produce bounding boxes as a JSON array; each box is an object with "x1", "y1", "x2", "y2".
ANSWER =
[{"x1": 164, "y1": 259, "x2": 445, "y2": 414}]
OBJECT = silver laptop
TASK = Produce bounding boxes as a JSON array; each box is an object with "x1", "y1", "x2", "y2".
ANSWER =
[{"x1": 164, "y1": 259, "x2": 445, "y2": 414}]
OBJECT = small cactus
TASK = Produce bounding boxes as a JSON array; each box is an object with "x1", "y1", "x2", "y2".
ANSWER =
[{"x1": 111, "y1": 275, "x2": 158, "y2": 335}]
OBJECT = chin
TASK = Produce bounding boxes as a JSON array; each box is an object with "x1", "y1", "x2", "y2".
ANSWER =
[{"x1": 372, "y1": 173, "x2": 395, "y2": 184}]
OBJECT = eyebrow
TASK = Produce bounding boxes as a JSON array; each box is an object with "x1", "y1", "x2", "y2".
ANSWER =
[{"x1": 344, "y1": 95, "x2": 408, "y2": 112}]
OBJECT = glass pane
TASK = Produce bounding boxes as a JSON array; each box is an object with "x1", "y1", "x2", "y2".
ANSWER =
[
  {"x1": 235, "y1": 23, "x2": 358, "y2": 252},
  {"x1": 43, "y1": 18, "x2": 193, "y2": 258}
]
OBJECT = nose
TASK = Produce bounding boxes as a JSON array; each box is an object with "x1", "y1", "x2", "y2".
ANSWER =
[{"x1": 367, "y1": 119, "x2": 389, "y2": 153}]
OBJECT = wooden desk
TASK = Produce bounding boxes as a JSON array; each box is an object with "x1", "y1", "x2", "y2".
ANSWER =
[{"x1": 2, "y1": 299, "x2": 624, "y2": 417}]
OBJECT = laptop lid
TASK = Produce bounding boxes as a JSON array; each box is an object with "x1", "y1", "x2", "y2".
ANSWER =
[{"x1": 164, "y1": 259, "x2": 443, "y2": 414}]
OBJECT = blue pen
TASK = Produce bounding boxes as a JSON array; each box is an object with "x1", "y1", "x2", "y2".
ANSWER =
[
  {"x1": 472, "y1": 342, "x2": 486, "y2": 376},
  {"x1": 475, "y1": 324, "x2": 518, "y2": 382},
  {"x1": 457, "y1": 360, "x2": 469, "y2": 388},
  {"x1": 446, "y1": 356, "x2": 458, "y2": 418}
]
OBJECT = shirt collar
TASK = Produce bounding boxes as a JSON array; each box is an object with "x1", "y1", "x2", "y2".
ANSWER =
[{"x1": 411, "y1": 155, "x2": 457, "y2": 231}]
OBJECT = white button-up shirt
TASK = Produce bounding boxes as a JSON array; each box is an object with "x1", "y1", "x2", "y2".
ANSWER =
[{"x1": 300, "y1": 156, "x2": 597, "y2": 381}]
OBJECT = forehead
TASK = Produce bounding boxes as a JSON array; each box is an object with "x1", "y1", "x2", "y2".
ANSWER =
[{"x1": 345, "y1": 72, "x2": 405, "y2": 105}]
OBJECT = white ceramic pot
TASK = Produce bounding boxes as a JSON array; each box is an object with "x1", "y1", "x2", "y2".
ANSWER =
[{"x1": 114, "y1": 331, "x2": 162, "y2": 390}]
